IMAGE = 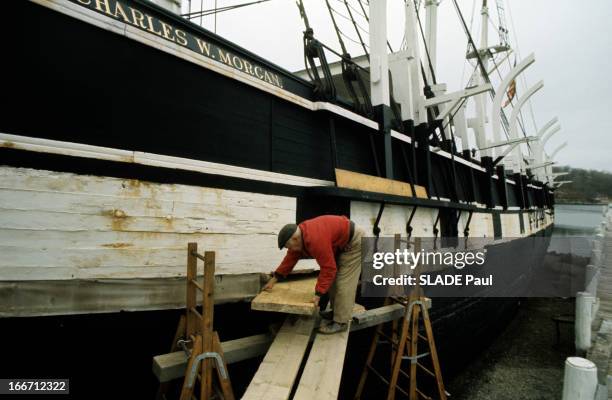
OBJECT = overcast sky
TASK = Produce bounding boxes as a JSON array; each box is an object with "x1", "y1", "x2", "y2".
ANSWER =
[{"x1": 184, "y1": 0, "x2": 612, "y2": 172}]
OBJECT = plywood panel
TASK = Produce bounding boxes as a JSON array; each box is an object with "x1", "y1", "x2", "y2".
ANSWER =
[
  {"x1": 251, "y1": 277, "x2": 317, "y2": 315},
  {"x1": 335, "y1": 168, "x2": 427, "y2": 198}
]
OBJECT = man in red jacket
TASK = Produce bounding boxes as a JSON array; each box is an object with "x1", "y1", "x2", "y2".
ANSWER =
[{"x1": 263, "y1": 215, "x2": 364, "y2": 334}]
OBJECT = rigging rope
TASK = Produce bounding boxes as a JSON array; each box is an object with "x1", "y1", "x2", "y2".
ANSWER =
[
  {"x1": 182, "y1": 0, "x2": 272, "y2": 19},
  {"x1": 460, "y1": 0, "x2": 477, "y2": 87},
  {"x1": 351, "y1": 0, "x2": 394, "y2": 52},
  {"x1": 329, "y1": 0, "x2": 370, "y2": 34},
  {"x1": 344, "y1": 0, "x2": 368, "y2": 20},
  {"x1": 343, "y1": 0, "x2": 370, "y2": 57},
  {"x1": 325, "y1": 0, "x2": 349, "y2": 55}
]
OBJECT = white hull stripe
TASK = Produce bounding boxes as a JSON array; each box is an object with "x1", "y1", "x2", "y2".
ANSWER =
[{"x1": 0, "y1": 133, "x2": 334, "y2": 187}]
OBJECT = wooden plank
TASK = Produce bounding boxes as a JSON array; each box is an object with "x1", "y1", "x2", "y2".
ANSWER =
[
  {"x1": 251, "y1": 277, "x2": 317, "y2": 316},
  {"x1": 153, "y1": 333, "x2": 274, "y2": 382},
  {"x1": 185, "y1": 243, "x2": 198, "y2": 338},
  {"x1": 0, "y1": 274, "x2": 263, "y2": 317},
  {"x1": 335, "y1": 168, "x2": 427, "y2": 199},
  {"x1": 242, "y1": 316, "x2": 315, "y2": 400},
  {"x1": 202, "y1": 251, "x2": 215, "y2": 400},
  {"x1": 212, "y1": 332, "x2": 235, "y2": 400},
  {"x1": 293, "y1": 322, "x2": 351, "y2": 400},
  {"x1": 352, "y1": 304, "x2": 405, "y2": 328},
  {"x1": 179, "y1": 334, "x2": 202, "y2": 400}
]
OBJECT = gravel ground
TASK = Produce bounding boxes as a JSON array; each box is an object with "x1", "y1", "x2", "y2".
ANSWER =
[{"x1": 447, "y1": 297, "x2": 575, "y2": 400}]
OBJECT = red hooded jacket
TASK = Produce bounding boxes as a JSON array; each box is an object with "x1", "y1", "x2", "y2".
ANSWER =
[{"x1": 275, "y1": 215, "x2": 352, "y2": 295}]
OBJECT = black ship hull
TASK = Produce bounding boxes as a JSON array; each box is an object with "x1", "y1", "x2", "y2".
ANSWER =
[{"x1": 0, "y1": 1, "x2": 556, "y2": 397}]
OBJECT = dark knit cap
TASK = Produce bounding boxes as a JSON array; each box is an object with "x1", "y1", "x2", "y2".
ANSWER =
[{"x1": 278, "y1": 224, "x2": 298, "y2": 249}]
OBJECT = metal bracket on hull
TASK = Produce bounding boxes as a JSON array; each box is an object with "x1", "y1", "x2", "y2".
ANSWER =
[
  {"x1": 432, "y1": 210, "x2": 440, "y2": 249},
  {"x1": 463, "y1": 210, "x2": 474, "y2": 238},
  {"x1": 406, "y1": 206, "x2": 418, "y2": 242},
  {"x1": 373, "y1": 202, "x2": 386, "y2": 252}
]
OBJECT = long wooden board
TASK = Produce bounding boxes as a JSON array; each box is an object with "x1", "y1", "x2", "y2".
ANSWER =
[
  {"x1": 251, "y1": 277, "x2": 317, "y2": 316},
  {"x1": 241, "y1": 316, "x2": 315, "y2": 400},
  {"x1": 335, "y1": 168, "x2": 428, "y2": 198},
  {"x1": 293, "y1": 322, "x2": 351, "y2": 400}
]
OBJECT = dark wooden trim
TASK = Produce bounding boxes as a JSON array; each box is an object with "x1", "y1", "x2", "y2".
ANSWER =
[{"x1": 0, "y1": 273, "x2": 265, "y2": 318}]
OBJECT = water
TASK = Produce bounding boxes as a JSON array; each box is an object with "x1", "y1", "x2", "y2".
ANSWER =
[
  {"x1": 554, "y1": 203, "x2": 606, "y2": 234},
  {"x1": 549, "y1": 203, "x2": 607, "y2": 257}
]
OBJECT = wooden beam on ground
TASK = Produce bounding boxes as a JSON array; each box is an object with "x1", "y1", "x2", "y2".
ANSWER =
[
  {"x1": 242, "y1": 316, "x2": 315, "y2": 400},
  {"x1": 153, "y1": 333, "x2": 274, "y2": 382},
  {"x1": 335, "y1": 168, "x2": 428, "y2": 198},
  {"x1": 293, "y1": 322, "x2": 351, "y2": 400},
  {"x1": 251, "y1": 277, "x2": 317, "y2": 316}
]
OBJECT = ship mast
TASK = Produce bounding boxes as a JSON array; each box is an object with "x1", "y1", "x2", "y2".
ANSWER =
[
  {"x1": 472, "y1": 0, "x2": 490, "y2": 156},
  {"x1": 424, "y1": 0, "x2": 439, "y2": 86}
]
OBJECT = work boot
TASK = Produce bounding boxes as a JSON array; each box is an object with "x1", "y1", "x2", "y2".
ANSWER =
[
  {"x1": 319, "y1": 310, "x2": 334, "y2": 320},
  {"x1": 318, "y1": 321, "x2": 347, "y2": 334}
]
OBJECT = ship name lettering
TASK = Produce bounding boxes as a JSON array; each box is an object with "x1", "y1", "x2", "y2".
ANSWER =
[
  {"x1": 129, "y1": 7, "x2": 147, "y2": 29},
  {"x1": 72, "y1": 0, "x2": 284, "y2": 89},
  {"x1": 175, "y1": 29, "x2": 188, "y2": 46},
  {"x1": 216, "y1": 49, "x2": 282, "y2": 88},
  {"x1": 195, "y1": 38, "x2": 212, "y2": 56},
  {"x1": 159, "y1": 21, "x2": 175, "y2": 42}
]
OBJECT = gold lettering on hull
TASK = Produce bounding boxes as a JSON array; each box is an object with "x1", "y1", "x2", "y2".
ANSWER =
[
  {"x1": 94, "y1": 0, "x2": 111, "y2": 14},
  {"x1": 145, "y1": 15, "x2": 162, "y2": 35},
  {"x1": 129, "y1": 7, "x2": 147, "y2": 29},
  {"x1": 195, "y1": 38, "x2": 212, "y2": 56},
  {"x1": 159, "y1": 21, "x2": 175, "y2": 42},
  {"x1": 175, "y1": 29, "x2": 188, "y2": 46},
  {"x1": 69, "y1": 0, "x2": 284, "y2": 89},
  {"x1": 217, "y1": 49, "x2": 232, "y2": 66},
  {"x1": 112, "y1": 2, "x2": 130, "y2": 23}
]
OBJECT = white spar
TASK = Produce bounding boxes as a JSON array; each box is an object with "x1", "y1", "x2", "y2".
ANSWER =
[
  {"x1": 506, "y1": 80, "x2": 544, "y2": 172},
  {"x1": 491, "y1": 54, "x2": 536, "y2": 157}
]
